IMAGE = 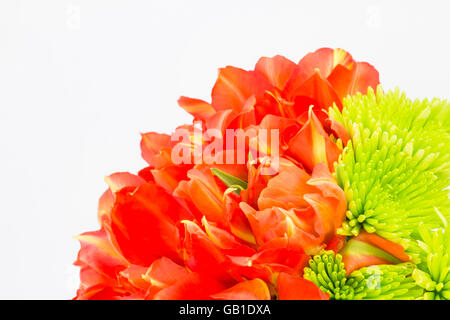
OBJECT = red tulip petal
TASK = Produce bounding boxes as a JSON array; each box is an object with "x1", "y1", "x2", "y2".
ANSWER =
[
  {"x1": 75, "y1": 284, "x2": 125, "y2": 300},
  {"x1": 74, "y1": 229, "x2": 128, "y2": 292},
  {"x1": 348, "y1": 62, "x2": 380, "y2": 95},
  {"x1": 98, "y1": 189, "x2": 114, "y2": 225},
  {"x1": 250, "y1": 242, "x2": 309, "y2": 276},
  {"x1": 326, "y1": 63, "x2": 354, "y2": 101},
  {"x1": 224, "y1": 194, "x2": 257, "y2": 245},
  {"x1": 178, "y1": 96, "x2": 216, "y2": 121},
  {"x1": 327, "y1": 118, "x2": 350, "y2": 145},
  {"x1": 202, "y1": 217, "x2": 255, "y2": 256},
  {"x1": 340, "y1": 232, "x2": 410, "y2": 274},
  {"x1": 182, "y1": 220, "x2": 233, "y2": 283},
  {"x1": 110, "y1": 183, "x2": 190, "y2": 266},
  {"x1": 153, "y1": 273, "x2": 226, "y2": 300},
  {"x1": 151, "y1": 165, "x2": 190, "y2": 194},
  {"x1": 145, "y1": 257, "x2": 189, "y2": 288},
  {"x1": 240, "y1": 203, "x2": 288, "y2": 246},
  {"x1": 140, "y1": 132, "x2": 172, "y2": 166},
  {"x1": 104, "y1": 172, "x2": 146, "y2": 193},
  {"x1": 254, "y1": 55, "x2": 297, "y2": 91},
  {"x1": 211, "y1": 66, "x2": 270, "y2": 112},
  {"x1": 137, "y1": 166, "x2": 155, "y2": 182},
  {"x1": 119, "y1": 265, "x2": 151, "y2": 291},
  {"x1": 325, "y1": 234, "x2": 346, "y2": 253},
  {"x1": 284, "y1": 48, "x2": 353, "y2": 95},
  {"x1": 327, "y1": 61, "x2": 380, "y2": 100},
  {"x1": 174, "y1": 166, "x2": 225, "y2": 225},
  {"x1": 355, "y1": 232, "x2": 410, "y2": 262},
  {"x1": 277, "y1": 273, "x2": 329, "y2": 300},
  {"x1": 288, "y1": 108, "x2": 342, "y2": 172},
  {"x1": 258, "y1": 161, "x2": 315, "y2": 211},
  {"x1": 289, "y1": 71, "x2": 343, "y2": 112},
  {"x1": 211, "y1": 279, "x2": 271, "y2": 300}
]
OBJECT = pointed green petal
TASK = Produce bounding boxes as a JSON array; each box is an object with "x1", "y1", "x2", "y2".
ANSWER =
[
  {"x1": 410, "y1": 223, "x2": 450, "y2": 300},
  {"x1": 330, "y1": 87, "x2": 450, "y2": 251},
  {"x1": 304, "y1": 251, "x2": 422, "y2": 300}
]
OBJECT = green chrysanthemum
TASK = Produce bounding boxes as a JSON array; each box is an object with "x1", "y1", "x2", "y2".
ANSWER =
[
  {"x1": 329, "y1": 87, "x2": 450, "y2": 250},
  {"x1": 304, "y1": 251, "x2": 423, "y2": 300},
  {"x1": 409, "y1": 219, "x2": 450, "y2": 300}
]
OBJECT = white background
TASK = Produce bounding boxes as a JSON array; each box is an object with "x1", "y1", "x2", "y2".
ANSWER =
[{"x1": 0, "y1": 0, "x2": 448, "y2": 299}]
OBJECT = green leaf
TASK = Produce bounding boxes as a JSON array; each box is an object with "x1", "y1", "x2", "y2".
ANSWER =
[{"x1": 211, "y1": 168, "x2": 248, "y2": 195}]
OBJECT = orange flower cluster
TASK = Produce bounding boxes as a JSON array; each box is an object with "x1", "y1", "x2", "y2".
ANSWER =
[{"x1": 74, "y1": 48, "x2": 379, "y2": 300}]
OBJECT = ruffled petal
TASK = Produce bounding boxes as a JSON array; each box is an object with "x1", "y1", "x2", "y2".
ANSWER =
[
  {"x1": 153, "y1": 273, "x2": 226, "y2": 300},
  {"x1": 211, "y1": 66, "x2": 270, "y2": 112},
  {"x1": 339, "y1": 231, "x2": 410, "y2": 274},
  {"x1": 288, "y1": 108, "x2": 342, "y2": 172},
  {"x1": 140, "y1": 132, "x2": 172, "y2": 166},
  {"x1": 254, "y1": 55, "x2": 297, "y2": 91},
  {"x1": 104, "y1": 172, "x2": 146, "y2": 193},
  {"x1": 277, "y1": 273, "x2": 329, "y2": 300},
  {"x1": 258, "y1": 161, "x2": 314, "y2": 210},
  {"x1": 178, "y1": 96, "x2": 216, "y2": 122},
  {"x1": 211, "y1": 279, "x2": 271, "y2": 300},
  {"x1": 110, "y1": 183, "x2": 191, "y2": 266},
  {"x1": 328, "y1": 61, "x2": 379, "y2": 100},
  {"x1": 181, "y1": 220, "x2": 234, "y2": 283}
]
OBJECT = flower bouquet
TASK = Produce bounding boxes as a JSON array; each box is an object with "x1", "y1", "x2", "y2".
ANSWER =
[{"x1": 74, "y1": 48, "x2": 449, "y2": 300}]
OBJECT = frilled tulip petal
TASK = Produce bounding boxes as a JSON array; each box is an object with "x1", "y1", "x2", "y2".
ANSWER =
[
  {"x1": 154, "y1": 273, "x2": 226, "y2": 300},
  {"x1": 202, "y1": 217, "x2": 255, "y2": 256},
  {"x1": 98, "y1": 189, "x2": 114, "y2": 225},
  {"x1": 175, "y1": 164, "x2": 247, "y2": 225},
  {"x1": 211, "y1": 279, "x2": 271, "y2": 300},
  {"x1": 151, "y1": 165, "x2": 190, "y2": 194},
  {"x1": 251, "y1": 240, "x2": 309, "y2": 275},
  {"x1": 290, "y1": 71, "x2": 343, "y2": 113},
  {"x1": 104, "y1": 172, "x2": 146, "y2": 193},
  {"x1": 144, "y1": 257, "x2": 189, "y2": 288},
  {"x1": 240, "y1": 203, "x2": 288, "y2": 246},
  {"x1": 178, "y1": 96, "x2": 216, "y2": 121},
  {"x1": 75, "y1": 284, "x2": 126, "y2": 300},
  {"x1": 119, "y1": 265, "x2": 151, "y2": 291},
  {"x1": 254, "y1": 161, "x2": 346, "y2": 254},
  {"x1": 254, "y1": 55, "x2": 297, "y2": 91},
  {"x1": 140, "y1": 132, "x2": 172, "y2": 166},
  {"x1": 74, "y1": 229, "x2": 130, "y2": 300},
  {"x1": 284, "y1": 48, "x2": 352, "y2": 97},
  {"x1": 327, "y1": 118, "x2": 350, "y2": 145},
  {"x1": 347, "y1": 62, "x2": 380, "y2": 95},
  {"x1": 137, "y1": 166, "x2": 154, "y2": 182},
  {"x1": 224, "y1": 194, "x2": 257, "y2": 245},
  {"x1": 355, "y1": 232, "x2": 410, "y2": 262},
  {"x1": 258, "y1": 114, "x2": 301, "y2": 144},
  {"x1": 297, "y1": 48, "x2": 353, "y2": 79},
  {"x1": 74, "y1": 229, "x2": 128, "y2": 281},
  {"x1": 277, "y1": 273, "x2": 329, "y2": 300},
  {"x1": 340, "y1": 232, "x2": 410, "y2": 274},
  {"x1": 182, "y1": 220, "x2": 234, "y2": 283},
  {"x1": 288, "y1": 108, "x2": 342, "y2": 172},
  {"x1": 328, "y1": 62, "x2": 379, "y2": 99},
  {"x1": 175, "y1": 167, "x2": 225, "y2": 225},
  {"x1": 258, "y1": 161, "x2": 315, "y2": 210},
  {"x1": 211, "y1": 66, "x2": 270, "y2": 112},
  {"x1": 305, "y1": 162, "x2": 347, "y2": 234},
  {"x1": 110, "y1": 183, "x2": 191, "y2": 266}
]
